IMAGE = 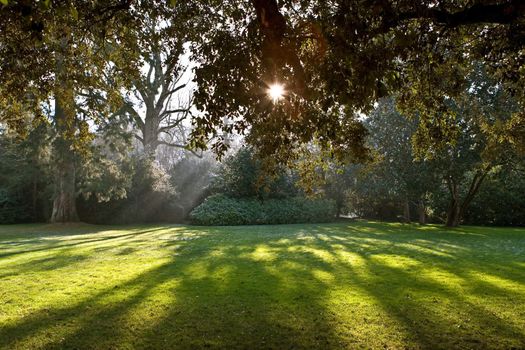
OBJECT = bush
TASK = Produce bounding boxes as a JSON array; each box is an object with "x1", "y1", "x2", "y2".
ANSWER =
[{"x1": 190, "y1": 194, "x2": 336, "y2": 225}]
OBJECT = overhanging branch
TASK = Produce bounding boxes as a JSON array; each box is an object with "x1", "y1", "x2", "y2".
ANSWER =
[{"x1": 398, "y1": 0, "x2": 525, "y2": 27}]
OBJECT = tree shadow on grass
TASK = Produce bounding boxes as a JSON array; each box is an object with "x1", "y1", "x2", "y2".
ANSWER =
[
  {"x1": 0, "y1": 226, "x2": 347, "y2": 349},
  {"x1": 0, "y1": 227, "x2": 169, "y2": 259},
  {"x1": 0, "y1": 245, "x2": 343, "y2": 349},
  {"x1": 343, "y1": 254, "x2": 525, "y2": 348},
  {"x1": 0, "y1": 223, "x2": 524, "y2": 349},
  {"x1": 300, "y1": 224, "x2": 525, "y2": 348},
  {"x1": 0, "y1": 253, "x2": 90, "y2": 279}
]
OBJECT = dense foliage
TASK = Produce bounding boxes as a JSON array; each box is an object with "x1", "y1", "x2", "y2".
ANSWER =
[
  {"x1": 0, "y1": 126, "x2": 51, "y2": 223},
  {"x1": 2, "y1": 1, "x2": 524, "y2": 163},
  {"x1": 211, "y1": 147, "x2": 298, "y2": 199},
  {"x1": 331, "y1": 89, "x2": 525, "y2": 226},
  {"x1": 188, "y1": 147, "x2": 336, "y2": 226},
  {"x1": 190, "y1": 194, "x2": 336, "y2": 226},
  {"x1": 466, "y1": 171, "x2": 525, "y2": 226},
  {"x1": 78, "y1": 155, "x2": 175, "y2": 224},
  {"x1": 188, "y1": 0, "x2": 525, "y2": 163}
]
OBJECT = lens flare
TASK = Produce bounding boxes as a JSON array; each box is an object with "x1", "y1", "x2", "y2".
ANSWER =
[{"x1": 268, "y1": 83, "x2": 285, "y2": 101}]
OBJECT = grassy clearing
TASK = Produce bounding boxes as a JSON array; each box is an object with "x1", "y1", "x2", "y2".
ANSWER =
[{"x1": 0, "y1": 221, "x2": 524, "y2": 349}]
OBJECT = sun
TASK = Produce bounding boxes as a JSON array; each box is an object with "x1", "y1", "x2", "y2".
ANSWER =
[{"x1": 268, "y1": 83, "x2": 285, "y2": 101}]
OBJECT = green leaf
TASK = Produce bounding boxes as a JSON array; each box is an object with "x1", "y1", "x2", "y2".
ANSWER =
[
  {"x1": 71, "y1": 6, "x2": 78, "y2": 20},
  {"x1": 170, "y1": 0, "x2": 177, "y2": 6},
  {"x1": 44, "y1": 0, "x2": 51, "y2": 8},
  {"x1": 0, "y1": 0, "x2": 8, "y2": 6}
]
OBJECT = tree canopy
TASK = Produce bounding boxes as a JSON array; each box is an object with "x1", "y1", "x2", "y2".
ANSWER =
[
  {"x1": 188, "y1": 0, "x2": 525, "y2": 161},
  {"x1": 1, "y1": 0, "x2": 523, "y2": 161}
]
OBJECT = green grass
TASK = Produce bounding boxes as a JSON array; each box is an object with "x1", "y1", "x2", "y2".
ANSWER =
[{"x1": 0, "y1": 221, "x2": 524, "y2": 349}]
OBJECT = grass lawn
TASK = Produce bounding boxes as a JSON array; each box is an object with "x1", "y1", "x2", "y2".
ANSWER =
[{"x1": 0, "y1": 221, "x2": 524, "y2": 349}]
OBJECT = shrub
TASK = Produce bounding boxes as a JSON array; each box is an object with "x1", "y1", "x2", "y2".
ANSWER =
[{"x1": 190, "y1": 194, "x2": 336, "y2": 225}]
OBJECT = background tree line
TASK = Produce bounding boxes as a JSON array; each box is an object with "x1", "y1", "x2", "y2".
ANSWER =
[
  {"x1": 2, "y1": 65, "x2": 523, "y2": 226},
  {"x1": 1, "y1": 1, "x2": 524, "y2": 226}
]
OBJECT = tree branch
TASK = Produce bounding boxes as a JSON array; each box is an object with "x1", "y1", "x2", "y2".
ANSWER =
[
  {"x1": 160, "y1": 83, "x2": 187, "y2": 100},
  {"x1": 158, "y1": 118, "x2": 186, "y2": 133},
  {"x1": 398, "y1": 0, "x2": 525, "y2": 27},
  {"x1": 160, "y1": 108, "x2": 190, "y2": 119}
]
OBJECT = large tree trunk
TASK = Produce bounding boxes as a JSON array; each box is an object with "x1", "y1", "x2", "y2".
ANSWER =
[
  {"x1": 51, "y1": 158, "x2": 78, "y2": 223},
  {"x1": 142, "y1": 118, "x2": 159, "y2": 156},
  {"x1": 50, "y1": 104, "x2": 79, "y2": 223},
  {"x1": 50, "y1": 33, "x2": 79, "y2": 223}
]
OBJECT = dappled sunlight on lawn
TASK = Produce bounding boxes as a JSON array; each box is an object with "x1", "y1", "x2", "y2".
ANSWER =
[{"x1": 0, "y1": 222, "x2": 524, "y2": 349}]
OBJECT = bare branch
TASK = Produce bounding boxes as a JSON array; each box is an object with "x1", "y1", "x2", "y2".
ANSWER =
[
  {"x1": 160, "y1": 108, "x2": 191, "y2": 119},
  {"x1": 160, "y1": 83, "x2": 187, "y2": 100},
  {"x1": 158, "y1": 118, "x2": 186, "y2": 133}
]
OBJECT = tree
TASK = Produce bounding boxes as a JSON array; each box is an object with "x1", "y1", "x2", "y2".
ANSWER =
[
  {"x1": 351, "y1": 65, "x2": 518, "y2": 227},
  {"x1": 0, "y1": 1, "x2": 146, "y2": 222},
  {"x1": 464, "y1": 162, "x2": 525, "y2": 226},
  {"x1": 412, "y1": 65, "x2": 519, "y2": 226},
  {"x1": 87, "y1": 14, "x2": 196, "y2": 157},
  {"x1": 187, "y1": 0, "x2": 525, "y2": 161},
  {"x1": 127, "y1": 50, "x2": 192, "y2": 155},
  {"x1": 0, "y1": 125, "x2": 51, "y2": 223},
  {"x1": 334, "y1": 66, "x2": 519, "y2": 227},
  {"x1": 322, "y1": 99, "x2": 439, "y2": 223},
  {"x1": 212, "y1": 147, "x2": 298, "y2": 200},
  {"x1": 365, "y1": 97, "x2": 439, "y2": 224}
]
